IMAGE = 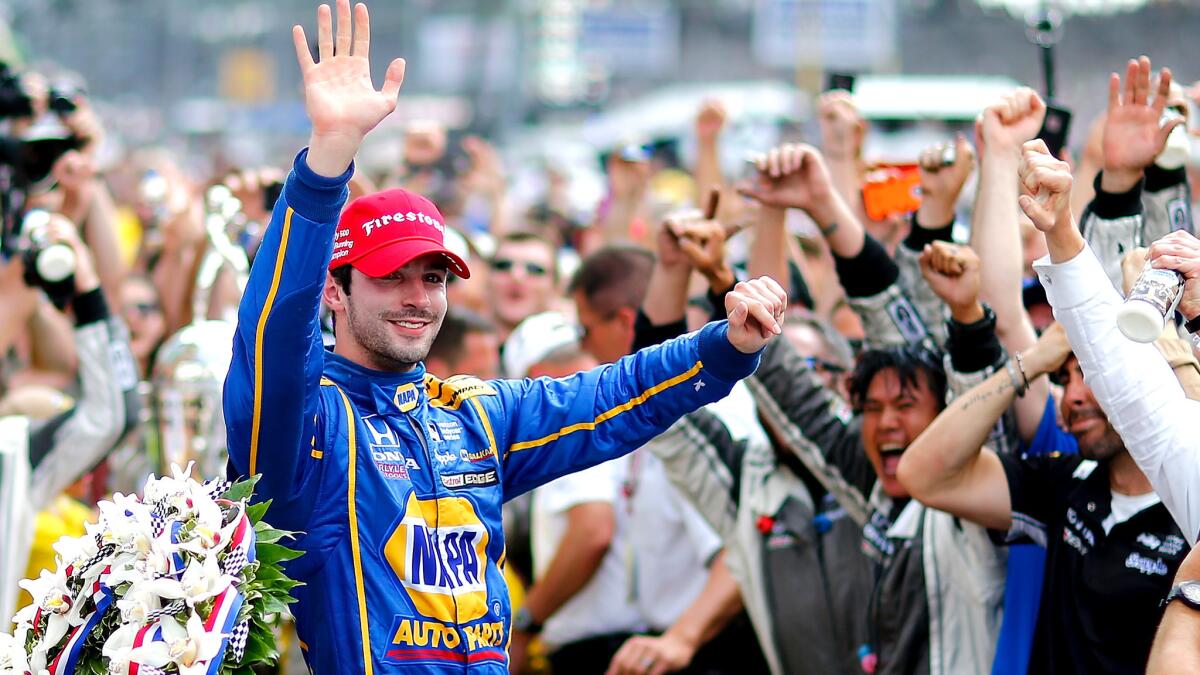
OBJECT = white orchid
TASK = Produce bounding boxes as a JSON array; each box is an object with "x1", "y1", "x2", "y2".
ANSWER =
[
  {"x1": 118, "y1": 614, "x2": 226, "y2": 675},
  {"x1": 115, "y1": 587, "x2": 166, "y2": 626},
  {"x1": 97, "y1": 494, "x2": 154, "y2": 555},
  {"x1": 51, "y1": 532, "x2": 99, "y2": 576},
  {"x1": 0, "y1": 630, "x2": 31, "y2": 674},
  {"x1": 139, "y1": 555, "x2": 235, "y2": 608},
  {"x1": 143, "y1": 462, "x2": 198, "y2": 507},
  {"x1": 17, "y1": 569, "x2": 77, "y2": 651}
]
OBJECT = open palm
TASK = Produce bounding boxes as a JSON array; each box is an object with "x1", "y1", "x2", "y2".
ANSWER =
[
  {"x1": 292, "y1": 1, "x2": 405, "y2": 149},
  {"x1": 1104, "y1": 57, "x2": 1178, "y2": 174}
]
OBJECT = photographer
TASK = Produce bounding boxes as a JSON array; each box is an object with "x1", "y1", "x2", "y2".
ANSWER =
[{"x1": 0, "y1": 215, "x2": 138, "y2": 625}]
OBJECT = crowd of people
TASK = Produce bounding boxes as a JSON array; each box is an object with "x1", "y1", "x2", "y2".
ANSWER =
[{"x1": 5, "y1": 2, "x2": 1200, "y2": 673}]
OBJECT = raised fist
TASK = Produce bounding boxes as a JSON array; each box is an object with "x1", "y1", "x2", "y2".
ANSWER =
[
  {"x1": 918, "y1": 241, "x2": 981, "y2": 320},
  {"x1": 695, "y1": 99, "x2": 727, "y2": 144},
  {"x1": 738, "y1": 144, "x2": 835, "y2": 221},
  {"x1": 976, "y1": 87, "x2": 1046, "y2": 156},
  {"x1": 817, "y1": 91, "x2": 865, "y2": 161},
  {"x1": 1017, "y1": 139, "x2": 1074, "y2": 233}
]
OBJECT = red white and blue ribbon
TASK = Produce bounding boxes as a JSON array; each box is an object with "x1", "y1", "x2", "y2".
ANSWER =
[
  {"x1": 48, "y1": 566, "x2": 114, "y2": 675},
  {"x1": 202, "y1": 586, "x2": 244, "y2": 675}
]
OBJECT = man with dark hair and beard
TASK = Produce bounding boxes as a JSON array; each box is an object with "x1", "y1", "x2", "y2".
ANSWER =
[
  {"x1": 222, "y1": 2, "x2": 785, "y2": 673},
  {"x1": 899, "y1": 62, "x2": 1194, "y2": 668}
]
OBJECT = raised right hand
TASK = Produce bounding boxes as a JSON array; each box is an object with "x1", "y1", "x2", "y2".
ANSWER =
[
  {"x1": 293, "y1": 0, "x2": 406, "y2": 177},
  {"x1": 918, "y1": 241, "x2": 982, "y2": 322},
  {"x1": 1101, "y1": 55, "x2": 1182, "y2": 193},
  {"x1": 1018, "y1": 139, "x2": 1074, "y2": 233},
  {"x1": 976, "y1": 87, "x2": 1046, "y2": 157},
  {"x1": 739, "y1": 143, "x2": 836, "y2": 221}
]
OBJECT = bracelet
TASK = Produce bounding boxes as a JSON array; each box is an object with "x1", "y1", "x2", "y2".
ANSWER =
[
  {"x1": 1013, "y1": 352, "x2": 1031, "y2": 391},
  {"x1": 1005, "y1": 359, "x2": 1027, "y2": 398}
]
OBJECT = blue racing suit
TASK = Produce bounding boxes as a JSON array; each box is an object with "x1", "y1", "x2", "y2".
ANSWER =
[{"x1": 223, "y1": 150, "x2": 763, "y2": 674}]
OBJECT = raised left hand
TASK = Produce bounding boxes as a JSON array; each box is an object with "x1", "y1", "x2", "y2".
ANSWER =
[
  {"x1": 724, "y1": 276, "x2": 786, "y2": 354},
  {"x1": 606, "y1": 634, "x2": 695, "y2": 675}
]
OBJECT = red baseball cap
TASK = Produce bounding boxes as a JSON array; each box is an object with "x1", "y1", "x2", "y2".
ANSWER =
[{"x1": 330, "y1": 188, "x2": 471, "y2": 279}]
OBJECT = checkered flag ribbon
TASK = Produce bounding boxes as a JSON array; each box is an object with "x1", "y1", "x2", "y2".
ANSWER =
[
  {"x1": 77, "y1": 544, "x2": 115, "y2": 576},
  {"x1": 222, "y1": 545, "x2": 249, "y2": 576},
  {"x1": 229, "y1": 619, "x2": 250, "y2": 662},
  {"x1": 138, "y1": 667, "x2": 167, "y2": 675},
  {"x1": 150, "y1": 508, "x2": 167, "y2": 538},
  {"x1": 204, "y1": 478, "x2": 231, "y2": 501},
  {"x1": 145, "y1": 599, "x2": 186, "y2": 621}
]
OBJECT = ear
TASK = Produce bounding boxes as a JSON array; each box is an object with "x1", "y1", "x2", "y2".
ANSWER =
[
  {"x1": 323, "y1": 271, "x2": 347, "y2": 314},
  {"x1": 616, "y1": 306, "x2": 638, "y2": 338}
]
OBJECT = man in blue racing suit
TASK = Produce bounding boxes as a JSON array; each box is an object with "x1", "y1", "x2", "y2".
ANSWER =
[{"x1": 222, "y1": 2, "x2": 788, "y2": 672}]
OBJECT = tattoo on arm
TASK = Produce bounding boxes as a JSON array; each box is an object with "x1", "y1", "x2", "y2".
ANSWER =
[{"x1": 956, "y1": 377, "x2": 1016, "y2": 412}]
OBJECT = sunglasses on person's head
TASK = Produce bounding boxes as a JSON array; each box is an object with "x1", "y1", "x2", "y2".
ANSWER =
[{"x1": 490, "y1": 258, "x2": 548, "y2": 277}]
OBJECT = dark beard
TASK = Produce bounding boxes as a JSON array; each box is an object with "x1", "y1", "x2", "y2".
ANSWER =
[{"x1": 345, "y1": 303, "x2": 440, "y2": 372}]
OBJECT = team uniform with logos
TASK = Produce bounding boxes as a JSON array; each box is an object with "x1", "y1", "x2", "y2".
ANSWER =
[{"x1": 223, "y1": 150, "x2": 762, "y2": 674}]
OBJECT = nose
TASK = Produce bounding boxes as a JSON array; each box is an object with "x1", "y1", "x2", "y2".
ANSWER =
[
  {"x1": 877, "y1": 404, "x2": 901, "y2": 432},
  {"x1": 398, "y1": 276, "x2": 432, "y2": 310}
]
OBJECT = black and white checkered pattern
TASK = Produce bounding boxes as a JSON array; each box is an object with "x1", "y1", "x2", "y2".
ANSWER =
[
  {"x1": 145, "y1": 599, "x2": 185, "y2": 621},
  {"x1": 138, "y1": 667, "x2": 167, "y2": 675},
  {"x1": 222, "y1": 545, "x2": 249, "y2": 576},
  {"x1": 150, "y1": 509, "x2": 167, "y2": 538},
  {"x1": 229, "y1": 619, "x2": 250, "y2": 662},
  {"x1": 204, "y1": 478, "x2": 232, "y2": 501},
  {"x1": 75, "y1": 544, "x2": 115, "y2": 577}
]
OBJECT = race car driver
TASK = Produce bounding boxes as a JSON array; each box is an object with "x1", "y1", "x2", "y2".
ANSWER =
[{"x1": 221, "y1": 2, "x2": 787, "y2": 673}]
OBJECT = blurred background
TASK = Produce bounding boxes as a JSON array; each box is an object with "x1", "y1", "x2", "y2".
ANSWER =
[{"x1": 2, "y1": 0, "x2": 1197, "y2": 204}]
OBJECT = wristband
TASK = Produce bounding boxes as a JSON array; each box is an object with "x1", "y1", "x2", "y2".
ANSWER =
[{"x1": 1185, "y1": 314, "x2": 1200, "y2": 335}]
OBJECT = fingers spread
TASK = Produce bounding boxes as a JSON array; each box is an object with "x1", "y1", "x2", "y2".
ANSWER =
[
  {"x1": 317, "y1": 3, "x2": 333, "y2": 62},
  {"x1": 352, "y1": 2, "x2": 370, "y2": 58},
  {"x1": 292, "y1": 25, "x2": 316, "y2": 72},
  {"x1": 335, "y1": 0, "x2": 353, "y2": 56},
  {"x1": 381, "y1": 58, "x2": 407, "y2": 101}
]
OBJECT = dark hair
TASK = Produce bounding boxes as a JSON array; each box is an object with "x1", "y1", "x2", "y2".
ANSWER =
[
  {"x1": 567, "y1": 244, "x2": 654, "y2": 316},
  {"x1": 331, "y1": 265, "x2": 353, "y2": 295},
  {"x1": 493, "y1": 231, "x2": 560, "y2": 283},
  {"x1": 427, "y1": 307, "x2": 495, "y2": 367},
  {"x1": 846, "y1": 344, "x2": 947, "y2": 413}
]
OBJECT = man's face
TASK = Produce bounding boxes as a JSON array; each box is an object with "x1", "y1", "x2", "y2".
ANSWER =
[
  {"x1": 784, "y1": 322, "x2": 847, "y2": 397},
  {"x1": 487, "y1": 240, "x2": 556, "y2": 328},
  {"x1": 1057, "y1": 355, "x2": 1125, "y2": 462},
  {"x1": 120, "y1": 278, "x2": 165, "y2": 369},
  {"x1": 573, "y1": 290, "x2": 633, "y2": 365},
  {"x1": 328, "y1": 256, "x2": 449, "y2": 372},
  {"x1": 455, "y1": 330, "x2": 500, "y2": 380},
  {"x1": 860, "y1": 368, "x2": 942, "y2": 498}
]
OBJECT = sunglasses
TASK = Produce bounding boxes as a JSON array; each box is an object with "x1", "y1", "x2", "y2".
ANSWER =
[
  {"x1": 125, "y1": 301, "x2": 160, "y2": 316},
  {"x1": 490, "y1": 259, "x2": 548, "y2": 277}
]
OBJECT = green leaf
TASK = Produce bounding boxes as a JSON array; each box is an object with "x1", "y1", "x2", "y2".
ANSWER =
[
  {"x1": 222, "y1": 475, "x2": 261, "y2": 503},
  {"x1": 255, "y1": 542, "x2": 302, "y2": 565},
  {"x1": 246, "y1": 499, "x2": 271, "y2": 524},
  {"x1": 253, "y1": 527, "x2": 294, "y2": 544}
]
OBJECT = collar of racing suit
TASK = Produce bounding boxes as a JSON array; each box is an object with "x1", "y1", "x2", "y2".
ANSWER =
[{"x1": 323, "y1": 348, "x2": 428, "y2": 415}]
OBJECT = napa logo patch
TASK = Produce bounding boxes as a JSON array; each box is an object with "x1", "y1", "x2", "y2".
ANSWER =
[
  {"x1": 384, "y1": 494, "x2": 491, "y2": 623},
  {"x1": 394, "y1": 383, "x2": 420, "y2": 413}
]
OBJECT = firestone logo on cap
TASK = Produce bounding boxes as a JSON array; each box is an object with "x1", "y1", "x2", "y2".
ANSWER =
[{"x1": 362, "y1": 211, "x2": 446, "y2": 237}]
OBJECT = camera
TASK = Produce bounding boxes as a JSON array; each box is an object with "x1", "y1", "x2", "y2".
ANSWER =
[
  {"x1": 19, "y1": 209, "x2": 77, "y2": 309},
  {"x1": 0, "y1": 63, "x2": 33, "y2": 119}
]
